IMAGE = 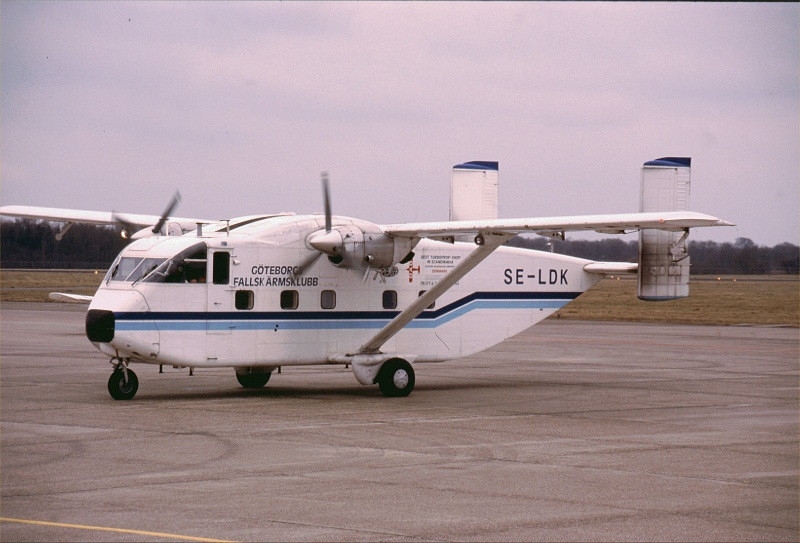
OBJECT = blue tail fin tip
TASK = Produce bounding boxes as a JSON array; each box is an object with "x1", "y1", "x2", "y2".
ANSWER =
[
  {"x1": 453, "y1": 161, "x2": 499, "y2": 171},
  {"x1": 644, "y1": 157, "x2": 691, "y2": 168}
]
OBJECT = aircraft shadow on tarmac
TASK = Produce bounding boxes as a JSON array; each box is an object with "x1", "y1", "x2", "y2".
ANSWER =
[{"x1": 100, "y1": 375, "x2": 541, "y2": 402}]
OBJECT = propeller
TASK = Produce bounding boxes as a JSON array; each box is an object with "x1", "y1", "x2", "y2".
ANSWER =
[
  {"x1": 112, "y1": 190, "x2": 182, "y2": 239},
  {"x1": 300, "y1": 170, "x2": 413, "y2": 272},
  {"x1": 308, "y1": 170, "x2": 347, "y2": 262},
  {"x1": 151, "y1": 190, "x2": 182, "y2": 234},
  {"x1": 322, "y1": 170, "x2": 331, "y2": 233},
  {"x1": 293, "y1": 172, "x2": 336, "y2": 276},
  {"x1": 111, "y1": 212, "x2": 137, "y2": 239}
]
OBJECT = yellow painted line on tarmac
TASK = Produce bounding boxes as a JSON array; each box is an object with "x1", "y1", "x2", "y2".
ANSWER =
[{"x1": 0, "y1": 517, "x2": 236, "y2": 542}]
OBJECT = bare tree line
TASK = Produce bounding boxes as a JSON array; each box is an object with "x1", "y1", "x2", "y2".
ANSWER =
[
  {"x1": 1, "y1": 219, "x2": 129, "y2": 269},
  {"x1": 504, "y1": 235, "x2": 799, "y2": 275}
]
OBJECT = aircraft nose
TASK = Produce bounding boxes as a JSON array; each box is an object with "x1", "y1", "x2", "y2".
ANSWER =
[{"x1": 86, "y1": 309, "x2": 115, "y2": 342}]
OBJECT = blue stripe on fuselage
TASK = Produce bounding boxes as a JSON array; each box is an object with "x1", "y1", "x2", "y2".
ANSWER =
[{"x1": 113, "y1": 291, "x2": 580, "y2": 332}]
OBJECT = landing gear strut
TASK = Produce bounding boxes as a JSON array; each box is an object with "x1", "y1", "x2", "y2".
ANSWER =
[{"x1": 108, "y1": 359, "x2": 138, "y2": 400}]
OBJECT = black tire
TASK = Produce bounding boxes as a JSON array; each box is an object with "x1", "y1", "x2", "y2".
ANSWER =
[
  {"x1": 377, "y1": 358, "x2": 415, "y2": 397},
  {"x1": 108, "y1": 368, "x2": 138, "y2": 400},
  {"x1": 236, "y1": 370, "x2": 271, "y2": 389}
]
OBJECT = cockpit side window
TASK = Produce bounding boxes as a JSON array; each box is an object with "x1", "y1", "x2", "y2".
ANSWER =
[
  {"x1": 129, "y1": 258, "x2": 167, "y2": 283},
  {"x1": 143, "y1": 242, "x2": 208, "y2": 284},
  {"x1": 183, "y1": 258, "x2": 207, "y2": 283}
]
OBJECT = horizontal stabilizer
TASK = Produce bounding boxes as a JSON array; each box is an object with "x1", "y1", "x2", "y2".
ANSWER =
[{"x1": 584, "y1": 262, "x2": 638, "y2": 275}]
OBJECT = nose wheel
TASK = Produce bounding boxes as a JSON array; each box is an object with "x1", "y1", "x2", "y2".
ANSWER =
[{"x1": 108, "y1": 362, "x2": 138, "y2": 400}]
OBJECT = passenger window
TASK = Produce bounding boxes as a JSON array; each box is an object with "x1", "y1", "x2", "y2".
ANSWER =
[
  {"x1": 418, "y1": 290, "x2": 435, "y2": 309},
  {"x1": 320, "y1": 290, "x2": 336, "y2": 309},
  {"x1": 235, "y1": 290, "x2": 254, "y2": 310},
  {"x1": 280, "y1": 290, "x2": 299, "y2": 310},
  {"x1": 382, "y1": 290, "x2": 398, "y2": 309},
  {"x1": 213, "y1": 251, "x2": 230, "y2": 285}
]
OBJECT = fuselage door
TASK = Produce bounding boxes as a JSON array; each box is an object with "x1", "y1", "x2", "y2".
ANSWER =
[{"x1": 207, "y1": 249, "x2": 233, "y2": 334}]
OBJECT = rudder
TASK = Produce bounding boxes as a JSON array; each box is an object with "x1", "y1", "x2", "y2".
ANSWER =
[{"x1": 638, "y1": 157, "x2": 691, "y2": 301}]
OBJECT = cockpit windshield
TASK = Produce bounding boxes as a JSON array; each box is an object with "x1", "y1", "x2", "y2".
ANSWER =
[
  {"x1": 108, "y1": 257, "x2": 166, "y2": 283},
  {"x1": 104, "y1": 241, "x2": 208, "y2": 284}
]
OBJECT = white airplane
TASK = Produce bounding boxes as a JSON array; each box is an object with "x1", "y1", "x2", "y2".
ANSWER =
[{"x1": 1, "y1": 158, "x2": 732, "y2": 400}]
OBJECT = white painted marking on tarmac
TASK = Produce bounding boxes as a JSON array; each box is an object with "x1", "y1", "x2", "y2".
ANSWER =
[{"x1": 0, "y1": 517, "x2": 235, "y2": 542}]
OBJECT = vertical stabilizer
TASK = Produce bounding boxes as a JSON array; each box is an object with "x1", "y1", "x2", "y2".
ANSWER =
[
  {"x1": 450, "y1": 161, "x2": 499, "y2": 222},
  {"x1": 638, "y1": 157, "x2": 692, "y2": 300}
]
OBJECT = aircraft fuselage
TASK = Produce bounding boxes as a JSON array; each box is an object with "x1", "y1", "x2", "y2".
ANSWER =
[{"x1": 86, "y1": 214, "x2": 600, "y2": 371}]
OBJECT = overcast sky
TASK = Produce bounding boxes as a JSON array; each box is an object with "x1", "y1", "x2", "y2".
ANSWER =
[{"x1": 2, "y1": 2, "x2": 797, "y2": 246}]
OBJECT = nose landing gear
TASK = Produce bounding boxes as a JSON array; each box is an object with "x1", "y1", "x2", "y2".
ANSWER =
[{"x1": 108, "y1": 358, "x2": 138, "y2": 400}]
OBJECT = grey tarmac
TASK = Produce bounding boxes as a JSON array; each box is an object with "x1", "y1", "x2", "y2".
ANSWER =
[{"x1": 1, "y1": 302, "x2": 797, "y2": 542}]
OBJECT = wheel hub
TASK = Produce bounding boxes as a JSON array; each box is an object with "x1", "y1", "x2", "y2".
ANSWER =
[{"x1": 392, "y1": 369, "x2": 409, "y2": 389}]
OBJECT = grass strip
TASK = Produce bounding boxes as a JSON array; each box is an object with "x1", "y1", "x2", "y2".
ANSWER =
[{"x1": 1, "y1": 270, "x2": 797, "y2": 327}]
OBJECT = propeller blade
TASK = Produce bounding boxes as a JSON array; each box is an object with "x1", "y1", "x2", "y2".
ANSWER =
[
  {"x1": 321, "y1": 171, "x2": 331, "y2": 233},
  {"x1": 112, "y1": 212, "x2": 137, "y2": 238},
  {"x1": 292, "y1": 251, "x2": 324, "y2": 277},
  {"x1": 151, "y1": 190, "x2": 182, "y2": 234},
  {"x1": 294, "y1": 171, "x2": 338, "y2": 276}
]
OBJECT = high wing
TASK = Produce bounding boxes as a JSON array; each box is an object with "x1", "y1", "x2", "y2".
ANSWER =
[
  {"x1": 382, "y1": 211, "x2": 733, "y2": 240},
  {"x1": 0, "y1": 205, "x2": 215, "y2": 236}
]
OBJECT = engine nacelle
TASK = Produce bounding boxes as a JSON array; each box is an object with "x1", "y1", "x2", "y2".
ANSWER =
[
  {"x1": 308, "y1": 222, "x2": 415, "y2": 269},
  {"x1": 130, "y1": 221, "x2": 184, "y2": 239}
]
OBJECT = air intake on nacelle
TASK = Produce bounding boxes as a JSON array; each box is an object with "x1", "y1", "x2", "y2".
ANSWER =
[{"x1": 638, "y1": 157, "x2": 692, "y2": 301}]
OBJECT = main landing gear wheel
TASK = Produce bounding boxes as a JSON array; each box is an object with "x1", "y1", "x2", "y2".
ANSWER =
[
  {"x1": 377, "y1": 358, "x2": 415, "y2": 397},
  {"x1": 236, "y1": 370, "x2": 271, "y2": 389},
  {"x1": 108, "y1": 368, "x2": 138, "y2": 400}
]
